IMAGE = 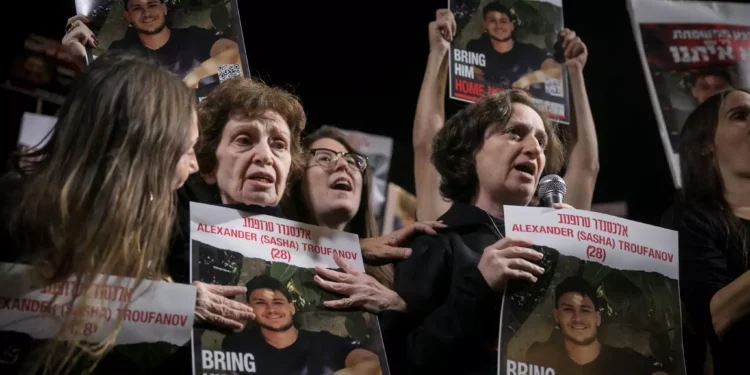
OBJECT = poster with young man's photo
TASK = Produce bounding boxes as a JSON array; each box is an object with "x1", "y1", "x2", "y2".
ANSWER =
[
  {"x1": 627, "y1": 0, "x2": 750, "y2": 188},
  {"x1": 74, "y1": 0, "x2": 249, "y2": 99},
  {"x1": 449, "y1": 0, "x2": 570, "y2": 123},
  {"x1": 3, "y1": 34, "x2": 82, "y2": 105},
  {"x1": 497, "y1": 206, "x2": 684, "y2": 375},
  {"x1": 190, "y1": 202, "x2": 389, "y2": 375}
]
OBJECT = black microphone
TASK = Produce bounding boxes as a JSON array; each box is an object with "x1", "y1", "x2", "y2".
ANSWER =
[{"x1": 538, "y1": 174, "x2": 567, "y2": 207}]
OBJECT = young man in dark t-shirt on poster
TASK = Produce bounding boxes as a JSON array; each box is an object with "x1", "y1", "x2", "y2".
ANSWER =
[
  {"x1": 525, "y1": 277, "x2": 669, "y2": 375},
  {"x1": 220, "y1": 275, "x2": 381, "y2": 375},
  {"x1": 64, "y1": 0, "x2": 241, "y2": 95},
  {"x1": 466, "y1": 1, "x2": 560, "y2": 91}
]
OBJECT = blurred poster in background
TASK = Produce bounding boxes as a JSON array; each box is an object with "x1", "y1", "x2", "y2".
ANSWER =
[
  {"x1": 322, "y1": 126, "x2": 393, "y2": 233},
  {"x1": 382, "y1": 183, "x2": 417, "y2": 235},
  {"x1": 627, "y1": 0, "x2": 750, "y2": 188},
  {"x1": 75, "y1": 0, "x2": 250, "y2": 100},
  {"x1": 2, "y1": 34, "x2": 81, "y2": 105},
  {"x1": 17, "y1": 113, "x2": 56, "y2": 152}
]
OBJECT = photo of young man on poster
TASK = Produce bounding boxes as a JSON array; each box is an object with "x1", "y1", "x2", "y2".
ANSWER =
[
  {"x1": 220, "y1": 275, "x2": 381, "y2": 375},
  {"x1": 466, "y1": 1, "x2": 561, "y2": 90},
  {"x1": 524, "y1": 276, "x2": 669, "y2": 375},
  {"x1": 688, "y1": 69, "x2": 732, "y2": 104},
  {"x1": 64, "y1": 0, "x2": 244, "y2": 92}
]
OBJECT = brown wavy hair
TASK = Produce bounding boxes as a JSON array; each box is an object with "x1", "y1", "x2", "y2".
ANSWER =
[
  {"x1": 283, "y1": 128, "x2": 394, "y2": 288},
  {"x1": 196, "y1": 78, "x2": 307, "y2": 191},
  {"x1": 432, "y1": 89, "x2": 564, "y2": 204},
  {"x1": 4, "y1": 50, "x2": 195, "y2": 375}
]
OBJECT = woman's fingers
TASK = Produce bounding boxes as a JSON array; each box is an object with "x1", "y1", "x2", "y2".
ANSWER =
[
  {"x1": 499, "y1": 246, "x2": 543, "y2": 260},
  {"x1": 315, "y1": 266, "x2": 352, "y2": 283},
  {"x1": 203, "y1": 311, "x2": 244, "y2": 331},
  {"x1": 314, "y1": 275, "x2": 354, "y2": 295},
  {"x1": 507, "y1": 269, "x2": 538, "y2": 283},
  {"x1": 507, "y1": 258, "x2": 545, "y2": 276},
  {"x1": 323, "y1": 297, "x2": 357, "y2": 310}
]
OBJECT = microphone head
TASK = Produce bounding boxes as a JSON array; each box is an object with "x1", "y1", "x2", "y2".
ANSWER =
[{"x1": 538, "y1": 174, "x2": 567, "y2": 199}]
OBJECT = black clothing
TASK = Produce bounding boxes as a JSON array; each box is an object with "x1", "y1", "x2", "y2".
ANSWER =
[
  {"x1": 220, "y1": 328, "x2": 361, "y2": 375},
  {"x1": 109, "y1": 26, "x2": 220, "y2": 83},
  {"x1": 381, "y1": 202, "x2": 509, "y2": 375},
  {"x1": 662, "y1": 203, "x2": 750, "y2": 375},
  {"x1": 168, "y1": 174, "x2": 283, "y2": 283},
  {"x1": 526, "y1": 338, "x2": 660, "y2": 375},
  {"x1": 466, "y1": 35, "x2": 551, "y2": 88}
]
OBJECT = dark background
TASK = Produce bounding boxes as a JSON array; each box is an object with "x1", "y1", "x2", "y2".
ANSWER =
[{"x1": 3, "y1": 0, "x2": 735, "y2": 227}]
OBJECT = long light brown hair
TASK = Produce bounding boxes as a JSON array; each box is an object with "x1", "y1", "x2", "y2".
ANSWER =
[
  {"x1": 283, "y1": 128, "x2": 394, "y2": 288},
  {"x1": 5, "y1": 50, "x2": 195, "y2": 375}
]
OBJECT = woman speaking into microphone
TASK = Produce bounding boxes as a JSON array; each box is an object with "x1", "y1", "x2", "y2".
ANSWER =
[{"x1": 381, "y1": 89, "x2": 572, "y2": 374}]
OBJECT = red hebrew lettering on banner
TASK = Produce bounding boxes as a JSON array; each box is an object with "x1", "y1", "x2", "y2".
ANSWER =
[{"x1": 641, "y1": 24, "x2": 750, "y2": 69}]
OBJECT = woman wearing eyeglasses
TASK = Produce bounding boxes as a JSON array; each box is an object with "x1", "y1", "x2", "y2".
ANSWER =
[{"x1": 283, "y1": 128, "x2": 443, "y2": 314}]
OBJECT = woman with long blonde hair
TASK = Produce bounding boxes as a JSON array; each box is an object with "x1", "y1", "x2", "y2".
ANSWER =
[{"x1": 0, "y1": 49, "x2": 199, "y2": 375}]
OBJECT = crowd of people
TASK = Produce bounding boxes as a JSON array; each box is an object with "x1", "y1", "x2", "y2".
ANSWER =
[{"x1": 0, "y1": 4, "x2": 747, "y2": 375}]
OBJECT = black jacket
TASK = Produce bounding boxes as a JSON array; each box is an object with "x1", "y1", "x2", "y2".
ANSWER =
[{"x1": 381, "y1": 202, "x2": 505, "y2": 375}]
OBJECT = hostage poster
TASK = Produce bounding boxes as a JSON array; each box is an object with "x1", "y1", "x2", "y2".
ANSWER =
[
  {"x1": 190, "y1": 202, "x2": 389, "y2": 375},
  {"x1": 74, "y1": 0, "x2": 250, "y2": 100},
  {"x1": 448, "y1": 0, "x2": 570, "y2": 124},
  {"x1": 627, "y1": 0, "x2": 750, "y2": 188},
  {"x1": 498, "y1": 206, "x2": 684, "y2": 375},
  {"x1": 2, "y1": 34, "x2": 82, "y2": 105},
  {"x1": 0, "y1": 263, "x2": 196, "y2": 373}
]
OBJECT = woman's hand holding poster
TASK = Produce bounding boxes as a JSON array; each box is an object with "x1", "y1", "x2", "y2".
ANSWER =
[
  {"x1": 498, "y1": 206, "x2": 684, "y2": 375},
  {"x1": 189, "y1": 202, "x2": 390, "y2": 375}
]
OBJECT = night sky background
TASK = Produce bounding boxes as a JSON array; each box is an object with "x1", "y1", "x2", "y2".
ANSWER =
[{"x1": 2, "y1": 0, "x2": 742, "y2": 227}]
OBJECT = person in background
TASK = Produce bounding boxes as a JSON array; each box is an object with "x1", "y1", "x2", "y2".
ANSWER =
[
  {"x1": 282, "y1": 128, "x2": 444, "y2": 313},
  {"x1": 0, "y1": 50, "x2": 199, "y2": 375},
  {"x1": 690, "y1": 70, "x2": 732, "y2": 105},
  {"x1": 662, "y1": 88, "x2": 750, "y2": 375},
  {"x1": 63, "y1": 0, "x2": 241, "y2": 88},
  {"x1": 414, "y1": 9, "x2": 598, "y2": 222},
  {"x1": 382, "y1": 88, "x2": 571, "y2": 374}
]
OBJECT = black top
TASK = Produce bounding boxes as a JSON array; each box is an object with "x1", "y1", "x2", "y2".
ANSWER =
[
  {"x1": 109, "y1": 26, "x2": 220, "y2": 82},
  {"x1": 466, "y1": 35, "x2": 551, "y2": 88},
  {"x1": 662, "y1": 203, "x2": 750, "y2": 375},
  {"x1": 526, "y1": 337, "x2": 660, "y2": 375},
  {"x1": 380, "y1": 202, "x2": 508, "y2": 375},
  {"x1": 221, "y1": 328, "x2": 361, "y2": 375}
]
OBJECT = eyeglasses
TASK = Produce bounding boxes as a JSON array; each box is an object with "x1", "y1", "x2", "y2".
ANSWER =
[{"x1": 309, "y1": 148, "x2": 368, "y2": 173}]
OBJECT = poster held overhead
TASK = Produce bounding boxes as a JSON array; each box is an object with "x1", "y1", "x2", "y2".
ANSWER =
[
  {"x1": 73, "y1": 0, "x2": 250, "y2": 100},
  {"x1": 448, "y1": 0, "x2": 570, "y2": 124},
  {"x1": 626, "y1": 0, "x2": 750, "y2": 188}
]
